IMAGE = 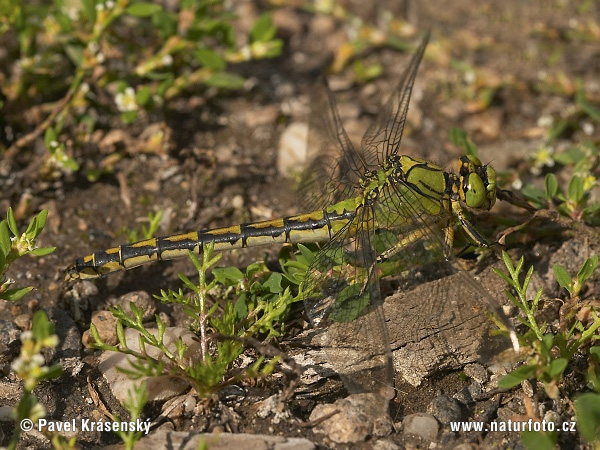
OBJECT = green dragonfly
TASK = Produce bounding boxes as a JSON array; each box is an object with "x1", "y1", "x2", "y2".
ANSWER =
[{"x1": 66, "y1": 33, "x2": 517, "y2": 413}]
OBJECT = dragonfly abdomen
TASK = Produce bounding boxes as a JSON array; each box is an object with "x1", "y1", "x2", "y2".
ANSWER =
[{"x1": 65, "y1": 208, "x2": 356, "y2": 281}]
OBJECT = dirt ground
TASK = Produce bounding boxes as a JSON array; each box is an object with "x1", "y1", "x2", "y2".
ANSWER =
[{"x1": 1, "y1": 1, "x2": 600, "y2": 448}]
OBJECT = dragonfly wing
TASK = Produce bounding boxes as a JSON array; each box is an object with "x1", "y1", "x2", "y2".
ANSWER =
[
  {"x1": 298, "y1": 79, "x2": 365, "y2": 212},
  {"x1": 302, "y1": 206, "x2": 394, "y2": 407},
  {"x1": 385, "y1": 268, "x2": 513, "y2": 386},
  {"x1": 373, "y1": 183, "x2": 516, "y2": 385},
  {"x1": 361, "y1": 33, "x2": 430, "y2": 167}
]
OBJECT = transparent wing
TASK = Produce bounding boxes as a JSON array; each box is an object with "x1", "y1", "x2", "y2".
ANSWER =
[
  {"x1": 298, "y1": 79, "x2": 366, "y2": 212},
  {"x1": 301, "y1": 205, "x2": 394, "y2": 409},
  {"x1": 361, "y1": 33, "x2": 430, "y2": 167},
  {"x1": 372, "y1": 182, "x2": 517, "y2": 385}
]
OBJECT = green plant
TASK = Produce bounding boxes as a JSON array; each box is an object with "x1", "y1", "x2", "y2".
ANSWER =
[
  {"x1": 125, "y1": 209, "x2": 164, "y2": 243},
  {"x1": 3, "y1": 0, "x2": 283, "y2": 175},
  {"x1": 514, "y1": 82, "x2": 600, "y2": 224},
  {"x1": 574, "y1": 345, "x2": 600, "y2": 447},
  {"x1": 90, "y1": 242, "x2": 292, "y2": 397},
  {"x1": 494, "y1": 252, "x2": 600, "y2": 398},
  {"x1": 296, "y1": 0, "x2": 415, "y2": 80},
  {"x1": 113, "y1": 382, "x2": 149, "y2": 450},
  {"x1": 0, "y1": 208, "x2": 56, "y2": 301},
  {"x1": 9, "y1": 311, "x2": 66, "y2": 450}
]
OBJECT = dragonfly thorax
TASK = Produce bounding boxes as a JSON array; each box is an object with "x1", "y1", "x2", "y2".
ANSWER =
[
  {"x1": 359, "y1": 169, "x2": 384, "y2": 206},
  {"x1": 456, "y1": 155, "x2": 496, "y2": 210}
]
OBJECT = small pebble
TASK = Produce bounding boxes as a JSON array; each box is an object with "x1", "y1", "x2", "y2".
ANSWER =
[
  {"x1": 428, "y1": 394, "x2": 465, "y2": 424},
  {"x1": 402, "y1": 413, "x2": 439, "y2": 441}
]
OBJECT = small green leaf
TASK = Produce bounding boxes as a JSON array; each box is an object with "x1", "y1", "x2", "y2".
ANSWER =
[
  {"x1": 553, "y1": 264, "x2": 572, "y2": 291},
  {"x1": 90, "y1": 323, "x2": 103, "y2": 345},
  {"x1": 204, "y1": 72, "x2": 245, "y2": 89},
  {"x1": 126, "y1": 3, "x2": 163, "y2": 17},
  {"x1": 590, "y1": 346, "x2": 600, "y2": 361},
  {"x1": 547, "y1": 358, "x2": 568, "y2": 379},
  {"x1": 80, "y1": 0, "x2": 96, "y2": 21},
  {"x1": 0, "y1": 286, "x2": 34, "y2": 301},
  {"x1": 7, "y1": 208, "x2": 18, "y2": 236},
  {"x1": 576, "y1": 83, "x2": 600, "y2": 123},
  {"x1": 116, "y1": 321, "x2": 127, "y2": 347},
  {"x1": 34, "y1": 209, "x2": 48, "y2": 235},
  {"x1": 234, "y1": 295, "x2": 248, "y2": 320},
  {"x1": 121, "y1": 110, "x2": 138, "y2": 124},
  {"x1": 554, "y1": 146, "x2": 587, "y2": 165},
  {"x1": 297, "y1": 244, "x2": 316, "y2": 264},
  {"x1": 250, "y1": 13, "x2": 276, "y2": 43},
  {"x1": 194, "y1": 47, "x2": 226, "y2": 71},
  {"x1": 541, "y1": 333, "x2": 555, "y2": 354},
  {"x1": 577, "y1": 255, "x2": 598, "y2": 283},
  {"x1": 213, "y1": 266, "x2": 245, "y2": 285},
  {"x1": 136, "y1": 86, "x2": 151, "y2": 106},
  {"x1": 30, "y1": 247, "x2": 56, "y2": 256},
  {"x1": 568, "y1": 176, "x2": 584, "y2": 203},
  {"x1": 25, "y1": 216, "x2": 38, "y2": 236},
  {"x1": 32, "y1": 311, "x2": 55, "y2": 340},
  {"x1": 497, "y1": 364, "x2": 537, "y2": 389},
  {"x1": 65, "y1": 44, "x2": 84, "y2": 66},
  {"x1": 0, "y1": 221, "x2": 10, "y2": 254},
  {"x1": 544, "y1": 173, "x2": 558, "y2": 199},
  {"x1": 521, "y1": 429, "x2": 557, "y2": 450},
  {"x1": 575, "y1": 393, "x2": 600, "y2": 444},
  {"x1": 521, "y1": 184, "x2": 546, "y2": 205},
  {"x1": 329, "y1": 284, "x2": 369, "y2": 323},
  {"x1": 262, "y1": 272, "x2": 283, "y2": 293}
]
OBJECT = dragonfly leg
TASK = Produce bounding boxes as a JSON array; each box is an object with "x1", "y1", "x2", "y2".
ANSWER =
[
  {"x1": 451, "y1": 200, "x2": 490, "y2": 247},
  {"x1": 443, "y1": 223, "x2": 454, "y2": 258},
  {"x1": 377, "y1": 224, "x2": 439, "y2": 263}
]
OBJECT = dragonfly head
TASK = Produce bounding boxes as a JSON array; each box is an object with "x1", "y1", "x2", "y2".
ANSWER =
[{"x1": 457, "y1": 155, "x2": 496, "y2": 210}]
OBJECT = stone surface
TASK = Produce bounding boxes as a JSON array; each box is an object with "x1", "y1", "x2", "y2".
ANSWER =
[
  {"x1": 372, "y1": 439, "x2": 401, "y2": 450},
  {"x1": 464, "y1": 363, "x2": 488, "y2": 384},
  {"x1": 277, "y1": 122, "x2": 308, "y2": 177},
  {"x1": 98, "y1": 327, "x2": 202, "y2": 404},
  {"x1": 455, "y1": 381, "x2": 483, "y2": 405},
  {"x1": 86, "y1": 310, "x2": 119, "y2": 346},
  {"x1": 47, "y1": 308, "x2": 82, "y2": 359},
  {"x1": 130, "y1": 431, "x2": 315, "y2": 450},
  {"x1": 428, "y1": 394, "x2": 465, "y2": 424},
  {"x1": 386, "y1": 269, "x2": 502, "y2": 386},
  {"x1": 310, "y1": 393, "x2": 391, "y2": 444},
  {"x1": 402, "y1": 413, "x2": 439, "y2": 442},
  {"x1": 114, "y1": 290, "x2": 157, "y2": 321}
]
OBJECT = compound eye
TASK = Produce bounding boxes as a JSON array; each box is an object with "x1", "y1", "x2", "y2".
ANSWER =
[{"x1": 465, "y1": 173, "x2": 485, "y2": 208}]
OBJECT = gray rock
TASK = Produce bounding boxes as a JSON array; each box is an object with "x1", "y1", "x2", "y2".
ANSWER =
[
  {"x1": 277, "y1": 122, "x2": 308, "y2": 178},
  {"x1": 386, "y1": 269, "x2": 503, "y2": 386},
  {"x1": 402, "y1": 413, "x2": 439, "y2": 442},
  {"x1": 46, "y1": 308, "x2": 82, "y2": 359},
  {"x1": 464, "y1": 363, "x2": 488, "y2": 383},
  {"x1": 428, "y1": 394, "x2": 465, "y2": 424},
  {"x1": 85, "y1": 310, "x2": 119, "y2": 346},
  {"x1": 372, "y1": 439, "x2": 400, "y2": 450},
  {"x1": 455, "y1": 381, "x2": 483, "y2": 404},
  {"x1": 113, "y1": 290, "x2": 156, "y2": 321},
  {"x1": 130, "y1": 430, "x2": 315, "y2": 450},
  {"x1": 310, "y1": 393, "x2": 391, "y2": 444},
  {"x1": 65, "y1": 280, "x2": 99, "y2": 321},
  {"x1": 98, "y1": 327, "x2": 202, "y2": 404}
]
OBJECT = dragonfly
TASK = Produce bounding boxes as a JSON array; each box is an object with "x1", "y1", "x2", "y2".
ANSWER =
[{"x1": 66, "y1": 33, "x2": 518, "y2": 415}]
